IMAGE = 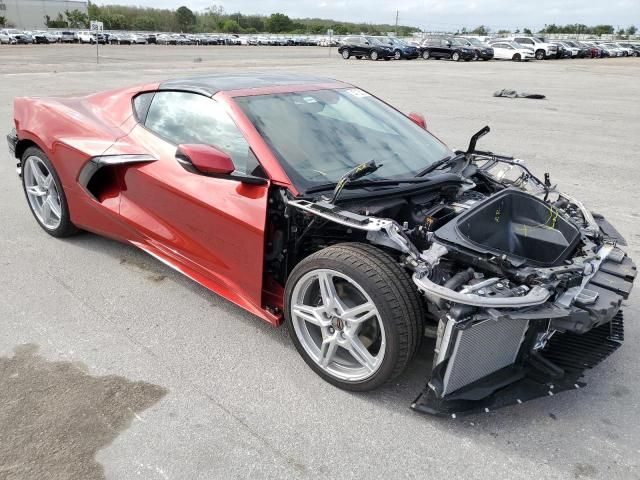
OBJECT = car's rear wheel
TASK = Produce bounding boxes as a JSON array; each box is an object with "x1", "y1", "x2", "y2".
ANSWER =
[
  {"x1": 285, "y1": 243, "x2": 424, "y2": 391},
  {"x1": 452, "y1": 51, "x2": 461, "y2": 61},
  {"x1": 341, "y1": 48, "x2": 350, "y2": 59},
  {"x1": 21, "y1": 147, "x2": 78, "y2": 238},
  {"x1": 513, "y1": 53, "x2": 521, "y2": 61},
  {"x1": 422, "y1": 50, "x2": 430, "y2": 60},
  {"x1": 370, "y1": 50, "x2": 379, "y2": 61}
]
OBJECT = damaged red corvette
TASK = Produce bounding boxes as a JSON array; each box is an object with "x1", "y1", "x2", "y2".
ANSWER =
[{"x1": 8, "y1": 73, "x2": 636, "y2": 416}]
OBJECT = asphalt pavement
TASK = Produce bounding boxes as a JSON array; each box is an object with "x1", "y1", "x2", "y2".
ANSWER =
[{"x1": 1, "y1": 44, "x2": 639, "y2": 480}]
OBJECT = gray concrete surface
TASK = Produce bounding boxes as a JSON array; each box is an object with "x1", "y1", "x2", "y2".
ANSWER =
[{"x1": 1, "y1": 44, "x2": 639, "y2": 480}]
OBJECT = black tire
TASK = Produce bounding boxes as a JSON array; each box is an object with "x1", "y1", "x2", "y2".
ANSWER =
[
  {"x1": 535, "y1": 49, "x2": 545, "y2": 60},
  {"x1": 473, "y1": 51, "x2": 479, "y2": 60},
  {"x1": 394, "y1": 49, "x2": 402, "y2": 60},
  {"x1": 452, "y1": 51, "x2": 460, "y2": 61},
  {"x1": 513, "y1": 53, "x2": 521, "y2": 61},
  {"x1": 341, "y1": 48, "x2": 350, "y2": 59},
  {"x1": 284, "y1": 243, "x2": 424, "y2": 391},
  {"x1": 422, "y1": 49, "x2": 430, "y2": 60},
  {"x1": 20, "y1": 146, "x2": 79, "y2": 238},
  {"x1": 370, "y1": 50, "x2": 379, "y2": 61}
]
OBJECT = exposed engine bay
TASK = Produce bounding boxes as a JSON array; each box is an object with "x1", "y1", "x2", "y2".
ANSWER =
[{"x1": 265, "y1": 139, "x2": 636, "y2": 416}]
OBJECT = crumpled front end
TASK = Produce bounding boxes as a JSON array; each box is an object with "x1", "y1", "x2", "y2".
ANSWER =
[
  {"x1": 409, "y1": 157, "x2": 636, "y2": 416},
  {"x1": 286, "y1": 148, "x2": 636, "y2": 416}
]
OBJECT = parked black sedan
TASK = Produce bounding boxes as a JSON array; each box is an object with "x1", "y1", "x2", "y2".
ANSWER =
[
  {"x1": 419, "y1": 37, "x2": 476, "y2": 61},
  {"x1": 455, "y1": 37, "x2": 494, "y2": 60},
  {"x1": 338, "y1": 36, "x2": 394, "y2": 61},
  {"x1": 375, "y1": 36, "x2": 420, "y2": 59}
]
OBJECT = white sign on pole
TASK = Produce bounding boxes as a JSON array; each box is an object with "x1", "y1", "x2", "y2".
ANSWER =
[{"x1": 90, "y1": 21, "x2": 104, "y2": 31}]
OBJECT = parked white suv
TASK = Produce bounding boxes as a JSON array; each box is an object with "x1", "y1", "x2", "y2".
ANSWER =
[
  {"x1": 77, "y1": 31, "x2": 96, "y2": 44},
  {"x1": 505, "y1": 36, "x2": 557, "y2": 60}
]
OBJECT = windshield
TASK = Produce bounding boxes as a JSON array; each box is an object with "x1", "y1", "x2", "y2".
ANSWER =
[
  {"x1": 450, "y1": 39, "x2": 468, "y2": 46},
  {"x1": 235, "y1": 89, "x2": 452, "y2": 192},
  {"x1": 365, "y1": 36, "x2": 384, "y2": 46},
  {"x1": 466, "y1": 38, "x2": 482, "y2": 45}
]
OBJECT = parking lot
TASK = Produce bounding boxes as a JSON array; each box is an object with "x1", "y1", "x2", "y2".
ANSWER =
[{"x1": 1, "y1": 45, "x2": 639, "y2": 480}]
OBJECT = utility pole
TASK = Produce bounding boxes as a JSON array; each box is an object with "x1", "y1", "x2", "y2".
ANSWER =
[{"x1": 395, "y1": 10, "x2": 398, "y2": 36}]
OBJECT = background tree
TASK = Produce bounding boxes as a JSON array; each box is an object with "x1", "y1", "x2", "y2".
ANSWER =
[
  {"x1": 471, "y1": 25, "x2": 490, "y2": 35},
  {"x1": 523, "y1": 27, "x2": 533, "y2": 35},
  {"x1": 627, "y1": 25, "x2": 637, "y2": 36},
  {"x1": 65, "y1": 9, "x2": 88, "y2": 28},
  {"x1": 266, "y1": 13, "x2": 293, "y2": 33},
  {"x1": 221, "y1": 19, "x2": 240, "y2": 33},
  {"x1": 176, "y1": 6, "x2": 196, "y2": 32},
  {"x1": 44, "y1": 13, "x2": 67, "y2": 28},
  {"x1": 0, "y1": 16, "x2": 6, "y2": 27},
  {"x1": 77, "y1": 3, "x2": 420, "y2": 35}
]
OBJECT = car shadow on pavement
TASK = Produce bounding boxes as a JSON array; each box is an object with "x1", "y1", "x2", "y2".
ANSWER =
[{"x1": 0, "y1": 343, "x2": 167, "y2": 480}]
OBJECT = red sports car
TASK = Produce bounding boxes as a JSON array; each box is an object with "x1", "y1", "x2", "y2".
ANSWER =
[{"x1": 8, "y1": 73, "x2": 635, "y2": 416}]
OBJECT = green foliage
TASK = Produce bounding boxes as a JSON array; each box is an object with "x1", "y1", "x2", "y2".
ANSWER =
[
  {"x1": 176, "y1": 6, "x2": 196, "y2": 32},
  {"x1": 45, "y1": 13, "x2": 67, "y2": 28},
  {"x1": 523, "y1": 28, "x2": 532, "y2": 35},
  {"x1": 471, "y1": 25, "x2": 490, "y2": 35},
  {"x1": 65, "y1": 9, "x2": 88, "y2": 28},
  {"x1": 628, "y1": 25, "x2": 637, "y2": 36},
  {"x1": 221, "y1": 20, "x2": 240, "y2": 33},
  {"x1": 84, "y1": 2, "x2": 418, "y2": 35},
  {"x1": 0, "y1": 16, "x2": 6, "y2": 27},
  {"x1": 540, "y1": 23, "x2": 614, "y2": 35},
  {"x1": 265, "y1": 13, "x2": 293, "y2": 33}
]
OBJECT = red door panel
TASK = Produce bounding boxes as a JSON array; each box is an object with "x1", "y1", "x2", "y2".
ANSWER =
[{"x1": 119, "y1": 125, "x2": 269, "y2": 313}]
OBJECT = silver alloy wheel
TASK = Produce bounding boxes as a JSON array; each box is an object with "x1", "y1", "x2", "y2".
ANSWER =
[
  {"x1": 370, "y1": 50, "x2": 378, "y2": 60},
  {"x1": 290, "y1": 269, "x2": 386, "y2": 382},
  {"x1": 394, "y1": 50, "x2": 401, "y2": 60},
  {"x1": 23, "y1": 155, "x2": 62, "y2": 230}
]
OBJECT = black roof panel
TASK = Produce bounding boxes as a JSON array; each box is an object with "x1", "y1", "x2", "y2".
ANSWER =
[{"x1": 158, "y1": 72, "x2": 340, "y2": 96}]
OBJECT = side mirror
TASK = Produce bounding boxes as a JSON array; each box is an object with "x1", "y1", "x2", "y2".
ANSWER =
[
  {"x1": 364, "y1": 41, "x2": 370, "y2": 45},
  {"x1": 176, "y1": 144, "x2": 235, "y2": 175},
  {"x1": 408, "y1": 112, "x2": 427, "y2": 130}
]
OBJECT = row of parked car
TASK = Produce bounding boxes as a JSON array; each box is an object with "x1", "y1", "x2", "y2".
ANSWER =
[
  {"x1": 0, "y1": 29, "x2": 341, "y2": 47},
  {"x1": 337, "y1": 35, "x2": 640, "y2": 62},
  {"x1": 0, "y1": 29, "x2": 247, "y2": 46}
]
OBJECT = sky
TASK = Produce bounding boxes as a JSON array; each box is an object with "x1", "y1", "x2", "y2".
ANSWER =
[{"x1": 94, "y1": 0, "x2": 639, "y2": 31}]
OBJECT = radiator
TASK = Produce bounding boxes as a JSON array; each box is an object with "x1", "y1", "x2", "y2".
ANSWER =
[{"x1": 442, "y1": 318, "x2": 529, "y2": 395}]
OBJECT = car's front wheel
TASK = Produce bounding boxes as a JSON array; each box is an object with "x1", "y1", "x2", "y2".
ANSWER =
[
  {"x1": 535, "y1": 49, "x2": 545, "y2": 60},
  {"x1": 513, "y1": 53, "x2": 521, "y2": 61},
  {"x1": 285, "y1": 243, "x2": 424, "y2": 391},
  {"x1": 341, "y1": 48, "x2": 350, "y2": 59},
  {"x1": 370, "y1": 50, "x2": 379, "y2": 60},
  {"x1": 394, "y1": 50, "x2": 402, "y2": 60},
  {"x1": 21, "y1": 147, "x2": 78, "y2": 237},
  {"x1": 452, "y1": 51, "x2": 461, "y2": 61},
  {"x1": 422, "y1": 50, "x2": 430, "y2": 60}
]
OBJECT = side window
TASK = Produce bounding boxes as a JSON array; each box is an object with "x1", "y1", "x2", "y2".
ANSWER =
[
  {"x1": 133, "y1": 92, "x2": 154, "y2": 123},
  {"x1": 144, "y1": 91, "x2": 256, "y2": 175}
]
